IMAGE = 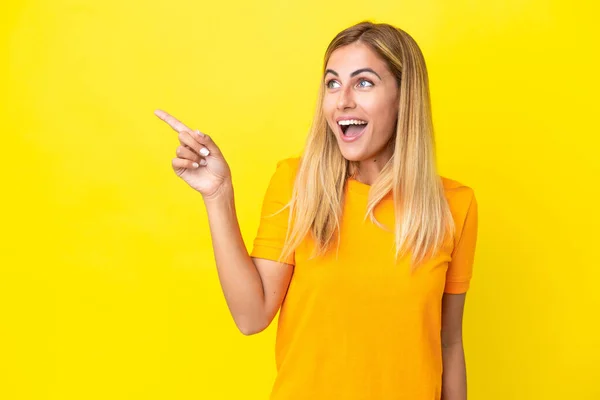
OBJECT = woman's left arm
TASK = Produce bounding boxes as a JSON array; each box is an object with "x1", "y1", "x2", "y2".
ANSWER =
[{"x1": 441, "y1": 292, "x2": 467, "y2": 400}]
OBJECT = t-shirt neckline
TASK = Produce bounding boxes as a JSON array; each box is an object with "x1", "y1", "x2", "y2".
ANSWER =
[{"x1": 347, "y1": 177, "x2": 371, "y2": 196}]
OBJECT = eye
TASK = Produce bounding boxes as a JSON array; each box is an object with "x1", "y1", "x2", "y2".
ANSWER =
[
  {"x1": 326, "y1": 80, "x2": 341, "y2": 89},
  {"x1": 357, "y1": 79, "x2": 374, "y2": 88}
]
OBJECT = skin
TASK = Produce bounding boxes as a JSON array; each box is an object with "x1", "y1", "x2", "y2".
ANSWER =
[
  {"x1": 323, "y1": 41, "x2": 400, "y2": 185},
  {"x1": 154, "y1": 110, "x2": 293, "y2": 336},
  {"x1": 155, "y1": 40, "x2": 467, "y2": 400},
  {"x1": 441, "y1": 292, "x2": 468, "y2": 400}
]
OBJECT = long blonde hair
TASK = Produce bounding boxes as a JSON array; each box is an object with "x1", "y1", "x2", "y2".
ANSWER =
[{"x1": 278, "y1": 21, "x2": 455, "y2": 269}]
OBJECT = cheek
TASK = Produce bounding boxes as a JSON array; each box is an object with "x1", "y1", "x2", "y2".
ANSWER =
[
  {"x1": 322, "y1": 97, "x2": 339, "y2": 128},
  {"x1": 322, "y1": 96, "x2": 336, "y2": 114},
  {"x1": 372, "y1": 97, "x2": 398, "y2": 128}
]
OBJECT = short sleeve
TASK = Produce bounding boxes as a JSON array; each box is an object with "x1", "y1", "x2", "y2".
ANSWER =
[
  {"x1": 444, "y1": 189, "x2": 478, "y2": 294},
  {"x1": 250, "y1": 158, "x2": 297, "y2": 265}
]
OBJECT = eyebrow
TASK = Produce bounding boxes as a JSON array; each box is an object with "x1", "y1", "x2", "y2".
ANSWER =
[{"x1": 324, "y1": 68, "x2": 382, "y2": 80}]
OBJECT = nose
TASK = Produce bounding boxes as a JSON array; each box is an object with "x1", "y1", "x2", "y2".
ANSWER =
[{"x1": 336, "y1": 86, "x2": 356, "y2": 110}]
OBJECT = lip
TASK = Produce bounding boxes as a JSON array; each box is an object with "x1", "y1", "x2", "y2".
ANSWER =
[{"x1": 335, "y1": 118, "x2": 368, "y2": 143}]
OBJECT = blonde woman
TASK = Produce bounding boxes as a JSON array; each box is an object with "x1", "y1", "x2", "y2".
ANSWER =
[{"x1": 155, "y1": 21, "x2": 478, "y2": 400}]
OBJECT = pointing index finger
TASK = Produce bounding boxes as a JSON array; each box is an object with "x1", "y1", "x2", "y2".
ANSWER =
[{"x1": 154, "y1": 109, "x2": 192, "y2": 133}]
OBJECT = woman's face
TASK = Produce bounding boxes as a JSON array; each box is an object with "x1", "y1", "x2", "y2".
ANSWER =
[{"x1": 323, "y1": 42, "x2": 399, "y2": 164}]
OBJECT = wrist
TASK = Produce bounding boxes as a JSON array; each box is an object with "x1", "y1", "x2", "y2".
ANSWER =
[{"x1": 202, "y1": 180, "x2": 234, "y2": 205}]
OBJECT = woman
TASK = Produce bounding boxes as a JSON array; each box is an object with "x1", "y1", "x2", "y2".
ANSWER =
[{"x1": 155, "y1": 21, "x2": 478, "y2": 400}]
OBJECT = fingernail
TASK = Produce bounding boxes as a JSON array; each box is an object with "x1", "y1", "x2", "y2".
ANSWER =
[
  {"x1": 196, "y1": 129, "x2": 205, "y2": 137},
  {"x1": 192, "y1": 162, "x2": 199, "y2": 168},
  {"x1": 200, "y1": 148, "x2": 210, "y2": 157},
  {"x1": 199, "y1": 159, "x2": 207, "y2": 166}
]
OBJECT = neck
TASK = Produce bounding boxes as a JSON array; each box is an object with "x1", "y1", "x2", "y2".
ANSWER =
[{"x1": 351, "y1": 145, "x2": 394, "y2": 186}]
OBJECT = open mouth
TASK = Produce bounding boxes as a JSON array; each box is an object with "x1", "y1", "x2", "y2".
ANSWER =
[{"x1": 338, "y1": 119, "x2": 368, "y2": 138}]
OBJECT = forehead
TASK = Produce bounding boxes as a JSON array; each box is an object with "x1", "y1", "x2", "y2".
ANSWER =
[{"x1": 326, "y1": 42, "x2": 388, "y2": 75}]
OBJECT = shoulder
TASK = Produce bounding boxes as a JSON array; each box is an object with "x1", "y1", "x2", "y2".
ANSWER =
[
  {"x1": 271, "y1": 157, "x2": 301, "y2": 183},
  {"x1": 440, "y1": 175, "x2": 471, "y2": 191},
  {"x1": 263, "y1": 157, "x2": 301, "y2": 196},
  {"x1": 440, "y1": 176, "x2": 475, "y2": 200},
  {"x1": 440, "y1": 175, "x2": 477, "y2": 217},
  {"x1": 275, "y1": 156, "x2": 301, "y2": 173}
]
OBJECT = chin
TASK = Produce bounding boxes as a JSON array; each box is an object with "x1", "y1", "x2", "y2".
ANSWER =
[{"x1": 338, "y1": 148, "x2": 368, "y2": 162}]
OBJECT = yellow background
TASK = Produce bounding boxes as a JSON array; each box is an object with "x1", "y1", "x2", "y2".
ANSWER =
[{"x1": 1, "y1": 0, "x2": 598, "y2": 398}]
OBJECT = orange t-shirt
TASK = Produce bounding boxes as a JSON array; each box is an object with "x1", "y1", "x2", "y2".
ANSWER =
[{"x1": 251, "y1": 157, "x2": 478, "y2": 400}]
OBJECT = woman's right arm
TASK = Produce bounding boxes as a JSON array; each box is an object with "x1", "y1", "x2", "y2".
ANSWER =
[
  {"x1": 154, "y1": 109, "x2": 293, "y2": 335},
  {"x1": 203, "y1": 184, "x2": 293, "y2": 335}
]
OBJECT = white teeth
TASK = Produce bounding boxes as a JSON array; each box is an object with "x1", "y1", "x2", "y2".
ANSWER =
[{"x1": 338, "y1": 119, "x2": 368, "y2": 126}]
